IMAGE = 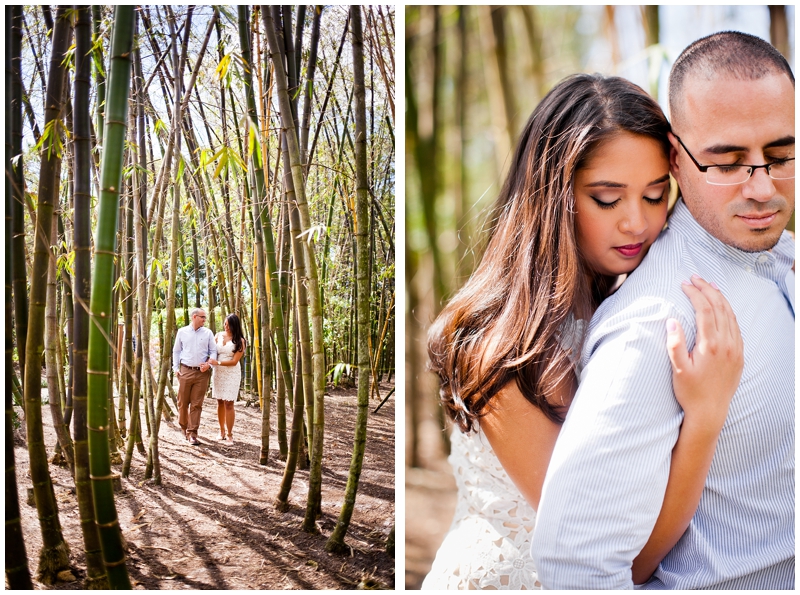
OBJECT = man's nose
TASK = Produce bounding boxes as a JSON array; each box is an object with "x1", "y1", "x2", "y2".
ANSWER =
[{"x1": 742, "y1": 166, "x2": 777, "y2": 202}]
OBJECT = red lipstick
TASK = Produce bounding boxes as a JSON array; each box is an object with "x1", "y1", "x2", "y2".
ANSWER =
[{"x1": 615, "y1": 243, "x2": 643, "y2": 257}]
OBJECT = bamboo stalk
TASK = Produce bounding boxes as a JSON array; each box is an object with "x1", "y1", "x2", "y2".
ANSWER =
[{"x1": 86, "y1": 6, "x2": 135, "y2": 587}]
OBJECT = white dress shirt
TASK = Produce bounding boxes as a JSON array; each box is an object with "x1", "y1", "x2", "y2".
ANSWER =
[
  {"x1": 172, "y1": 324, "x2": 217, "y2": 372},
  {"x1": 531, "y1": 199, "x2": 794, "y2": 589}
]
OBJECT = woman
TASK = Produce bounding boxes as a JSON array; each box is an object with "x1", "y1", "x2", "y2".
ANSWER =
[
  {"x1": 421, "y1": 74, "x2": 743, "y2": 589},
  {"x1": 208, "y1": 313, "x2": 246, "y2": 444}
]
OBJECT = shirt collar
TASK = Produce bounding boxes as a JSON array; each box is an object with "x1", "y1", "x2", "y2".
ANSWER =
[{"x1": 668, "y1": 198, "x2": 794, "y2": 284}]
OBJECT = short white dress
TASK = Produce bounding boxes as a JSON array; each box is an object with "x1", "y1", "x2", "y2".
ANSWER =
[
  {"x1": 212, "y1": 334, "x2": 241, "y2": 402},
  {"x1": 421, "y1": 316, "x2": 585, "y2": 590}
]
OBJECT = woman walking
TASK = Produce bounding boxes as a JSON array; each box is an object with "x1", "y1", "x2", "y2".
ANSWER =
[{"x1": 209, "y1": 313, "x2": 246, "y2": 444}]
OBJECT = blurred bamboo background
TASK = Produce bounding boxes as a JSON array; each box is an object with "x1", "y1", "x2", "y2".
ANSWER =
[{"x1": 404, "y1": 5, "x2": 794, "y2": 589}]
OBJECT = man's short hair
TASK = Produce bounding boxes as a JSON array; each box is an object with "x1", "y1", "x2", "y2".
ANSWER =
[
  {"x1": 190, "y1": 307, "x2": 205, "y2": 318},
  {"x1": 668, "y1": 31, "x2": 794, "y2": 126}
]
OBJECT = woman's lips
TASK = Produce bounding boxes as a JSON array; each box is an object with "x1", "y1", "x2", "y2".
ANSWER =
[
  {"x1": 737, "y1": 212, "x2": 777, "y2": 228},
  {"x1": 614, "y1": 243, "x2": 643, "y2": 257}
]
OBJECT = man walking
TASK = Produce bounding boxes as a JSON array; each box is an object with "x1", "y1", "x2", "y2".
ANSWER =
[
  {"x1": 532, "y1": 32, "x2": 794, "y2": 589},
  {"x1": 172, "y1": 308, "x2": 217, "y2": 445}
]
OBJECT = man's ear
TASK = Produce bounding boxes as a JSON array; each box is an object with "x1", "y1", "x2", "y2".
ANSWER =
[{"x1": 667, "y1": 131, "x2": 681, "y2": 176}]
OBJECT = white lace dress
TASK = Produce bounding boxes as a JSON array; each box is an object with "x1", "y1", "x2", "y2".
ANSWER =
[
  {"x1": 421, "y1": 317, "x2": 585, "y2": 590},
  {"x1": 212, "y1": 335, "x2": 241, "y2": 402}
]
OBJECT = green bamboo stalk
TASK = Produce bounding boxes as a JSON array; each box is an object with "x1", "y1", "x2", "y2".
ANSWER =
[
  {"x1": 5, "y1": 6, "x2": 33, "y2": 588},
  {"x1": 72, "y1": 6, "x2": 108, "y2": 587},
  {"x1": 23, "y1": 5, "x2": 72, "y2": 583},
  {"x1": 86, "y1": 6, "x2": 134, "y2": 588},
  {"x1": 327, "y1": 5, "x2": 371, "y2": 552}
]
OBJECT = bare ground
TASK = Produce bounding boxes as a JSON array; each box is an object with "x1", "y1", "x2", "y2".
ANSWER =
[
  {"x1": 404, "y1": 412, "x2": 457, "y2": 589},
  {"x1": 12, "y1": 381, "x2": 395, "y2": 590}
]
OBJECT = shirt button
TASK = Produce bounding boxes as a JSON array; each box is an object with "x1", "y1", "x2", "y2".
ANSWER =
[
  {"x1": 757, "y1": 254, "x2": 769, "y2": 264},
  {"x1": 745, "y1": 265, "x2": 753, "y2": 273}
]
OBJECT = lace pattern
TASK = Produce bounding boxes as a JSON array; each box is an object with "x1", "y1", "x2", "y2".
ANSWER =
[
  {"x1": 421, "y1": 428, "x2": 541, "y2": 590},
  {"x1": 212, "y1": 335, "x2": 241, "y2": 402}
]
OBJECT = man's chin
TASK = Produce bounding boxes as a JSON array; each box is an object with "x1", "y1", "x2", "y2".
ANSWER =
[{"x1": 729, "y1": 227, "x2": 787, "y2": 253}]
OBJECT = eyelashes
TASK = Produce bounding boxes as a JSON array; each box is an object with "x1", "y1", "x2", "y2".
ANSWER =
[
  {"x1": 590, "y1": 195, "x2": 666, "y2": 210},
  {"x1": 590, "y1": 197, "x2": 619, "y2": 210}
]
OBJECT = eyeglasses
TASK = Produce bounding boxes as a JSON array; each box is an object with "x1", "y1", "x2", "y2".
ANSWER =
[{"x1": 674, "y1": 135, "x2": 795, "y2": 186}]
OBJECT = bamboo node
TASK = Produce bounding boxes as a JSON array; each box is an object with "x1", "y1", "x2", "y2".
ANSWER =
[
  {"x1": 90, "y1": 474, "x2": 117, "y2": 481},
  {"x1": 104, "y1": 556, "x2": 128, "y2": 568}
]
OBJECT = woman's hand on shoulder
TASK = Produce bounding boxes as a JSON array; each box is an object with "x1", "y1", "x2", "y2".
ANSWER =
[{"x1": 665, "y1": 275, "x2": 743, "y2": 432}]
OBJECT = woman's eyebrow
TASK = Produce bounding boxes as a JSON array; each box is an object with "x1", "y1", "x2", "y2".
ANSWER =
[
  {"x1": 584, "y1": 173, "x2": 669, "y2": 189},
  {"x1": 584, "y1": 180, "x2": 626, "y2": 188},
  {"x1": 648, "y1": 174, "x2": 670, "y2": 185}
]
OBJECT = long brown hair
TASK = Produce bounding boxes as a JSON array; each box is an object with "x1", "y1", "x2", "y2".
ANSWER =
[{"x1": 428, "y1": 74, "x2": 670, "y2": 433}]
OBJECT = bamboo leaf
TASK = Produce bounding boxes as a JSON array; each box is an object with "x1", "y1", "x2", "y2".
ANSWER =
[
  {"x1": 328, "y1": 363, "x2": 351, "y2": 386},
  {"x1": 62, "y1": 42, "x2": 76, "y2": 70},
  {"x1": 212, "y1": 152, "x2": 228, "y2": 179},
  {"x1": 215, "y1": 53, "x2": 232, "y2": 81},
  {"x1": 57, "y1": 251, "x2": 75, "y2": 277},
  {"x1": 113, "y1": 275, "x2": 130, "y2": 293},
  {"x1": 218, "y1": 5, "x2": 238, "y2": 27},
  {"x1": 226, "y1": 147, "x2": 246, "y2": 172},
  {"x1": 297, "y1": 225, "x2": 326, "y2": 245},
  {"x1": 176, "y1": 156, "x2": 186, "y2": 183}
]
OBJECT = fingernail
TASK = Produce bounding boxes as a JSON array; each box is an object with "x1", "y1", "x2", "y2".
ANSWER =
[
  {"x1": 691, "y1": 273, "x2": 701, "y2": 281},
  {"x1": 667, "y1": 319, "x2": 677, "y2": 332},
  {"x1": 710, "y1": 281, "x2": 719, "y2": 289},
  {"x1": 681, "y1": 279, "x2": 692, "y2": 286}
]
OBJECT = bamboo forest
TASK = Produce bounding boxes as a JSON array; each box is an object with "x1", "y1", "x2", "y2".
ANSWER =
[{"x1": 6, "y1": 5, "x2": 395, "y2": 590}]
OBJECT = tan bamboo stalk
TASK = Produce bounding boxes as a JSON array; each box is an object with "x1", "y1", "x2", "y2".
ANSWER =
[
  {"x1": 326, "y1": 5, "x2": 371, "y2": 550},
  {"x1": 46, "y1": 213, "x2": 74, "y2": 471},
  {"x1": 263, "y1": 3, "x2": 327, "y2": 526}
]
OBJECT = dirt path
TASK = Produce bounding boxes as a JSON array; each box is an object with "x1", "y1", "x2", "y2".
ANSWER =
[
  {"x1": 13, "y1": 382, "x2": 395, "y2": 590},
  {"x1": 404, "y1": 412, "x2": 457, "y2": 590}
]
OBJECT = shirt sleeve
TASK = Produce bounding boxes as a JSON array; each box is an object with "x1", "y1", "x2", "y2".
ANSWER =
[
  {"x1": 172, "y1": 328, "x2": 182, "y2": 372},
  {"x1": 531, "y1": 298, "x2": 686, "y2": 589},
  {"x1": 208, "y1": 330, "x2": 218, "y2": 362}
]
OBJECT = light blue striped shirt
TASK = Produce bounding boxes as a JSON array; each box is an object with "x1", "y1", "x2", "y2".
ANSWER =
[
  {"x1": 532, "y1": 199, "x2": 794, "y2": 589},
  {"x1": 172, "y1": 324, "x2": 217, "y2": 372}
]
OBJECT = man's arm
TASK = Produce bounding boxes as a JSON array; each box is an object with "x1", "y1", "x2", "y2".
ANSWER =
[
  {"x1": 172, "y1": 328, "x2": 183, "y2": 372},
  {"x1": 207, "y1": 330, "x2": 218, "y2": 362},
  {"x1": 531, "y1": 298, "x2": 687, "y2": 589}
]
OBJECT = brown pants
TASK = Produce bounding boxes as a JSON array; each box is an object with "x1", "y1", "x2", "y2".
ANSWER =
[{"x1": 177, "y1": 365, "x2": 211, "y2": 438}]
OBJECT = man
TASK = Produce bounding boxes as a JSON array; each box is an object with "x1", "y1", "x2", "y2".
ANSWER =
[
  {"x1": 532, "y1": 32, "x2": 794, "y2": 589},
  {"x1": 172, "y1": 308, "x2": 217, "y2": 446}
]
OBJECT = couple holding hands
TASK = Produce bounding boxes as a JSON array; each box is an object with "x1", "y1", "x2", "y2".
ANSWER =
[{"x1": 172, "y1": 308, "x2": 246, "y2": 446}]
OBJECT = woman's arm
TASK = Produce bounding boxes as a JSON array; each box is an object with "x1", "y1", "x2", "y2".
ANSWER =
[
  {"x1": 214, "y1": 339, "x2": 246, "y2": 366},
  {"x1": 478, "y1": 372, "x2": 573, "y2": 511},
  {"x1": 632, "y1": 275, "x2": 743, "y2": 584}
]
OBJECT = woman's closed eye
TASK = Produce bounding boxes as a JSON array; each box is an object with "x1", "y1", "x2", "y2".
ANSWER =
[{"x1": 590, "y1": 196, "x2": 620, "y2": 209}]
